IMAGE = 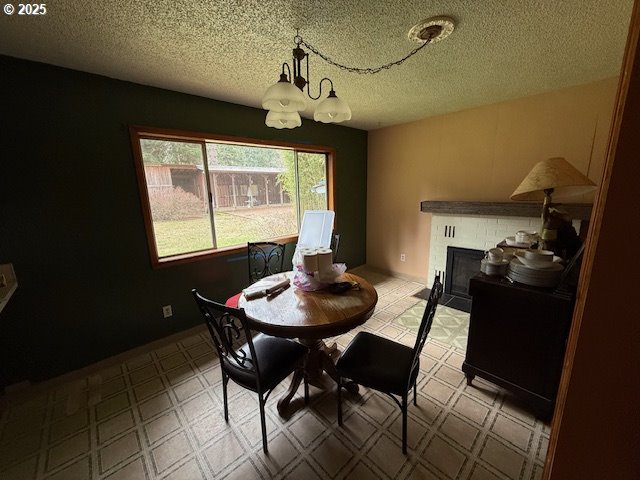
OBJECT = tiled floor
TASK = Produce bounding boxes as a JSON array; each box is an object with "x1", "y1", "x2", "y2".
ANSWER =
[{"x1": 0, "y1": 267, "x2": 549, "y2": 479}]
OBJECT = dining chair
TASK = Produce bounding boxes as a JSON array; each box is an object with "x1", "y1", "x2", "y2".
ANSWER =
[
  {"x1": 335, "y1": 275, "x2": 443, "y2": 453},
  {"x1": 225, "y1": 241, "x2": 286, "y2": 308},
  {"x1": 192, "y1": 289, "x2": 308, "y2": 453}
]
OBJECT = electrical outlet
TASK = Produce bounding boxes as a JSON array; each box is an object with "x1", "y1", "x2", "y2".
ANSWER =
[
  {"x1": 400, "y1": 253, "x2": 406, "y2": 262},
  {"x1": 162, "y1": 305, "x2": 173, "y2": 318}
]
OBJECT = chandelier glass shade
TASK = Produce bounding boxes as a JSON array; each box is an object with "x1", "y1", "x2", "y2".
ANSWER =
[
  {"x1": 265, "y1": 110, "x2": 302, "y2": 129},
  {"x1": 261, "y1": 73, "x2": 306, "y2": 112},
  {"x1": 314, "y1": 90, "x2": 351, "y2": 123}
]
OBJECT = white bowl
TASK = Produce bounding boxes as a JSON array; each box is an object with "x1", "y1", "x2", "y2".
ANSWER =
[{"x1": 523, "y1": 249, "x2": 554, "y2": 262}]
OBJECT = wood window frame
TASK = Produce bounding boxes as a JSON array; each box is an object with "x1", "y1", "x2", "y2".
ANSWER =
[{"x1": 129, "y1": 125, "x2": 336, "y2": 268}]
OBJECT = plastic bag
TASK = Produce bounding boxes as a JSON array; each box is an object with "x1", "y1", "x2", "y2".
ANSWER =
[{"x1": 293, "y1": 263, "x2": 347, "y2": 291}]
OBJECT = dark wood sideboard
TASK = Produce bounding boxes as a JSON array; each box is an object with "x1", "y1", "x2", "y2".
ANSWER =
[{"x1": 462, "y1": 274, "x2": 575, "y2": 419}]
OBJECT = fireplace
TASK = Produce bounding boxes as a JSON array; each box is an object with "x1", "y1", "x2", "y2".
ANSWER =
[{"x1": 442, "y1": 246, "x2": 485, "y2": 312}]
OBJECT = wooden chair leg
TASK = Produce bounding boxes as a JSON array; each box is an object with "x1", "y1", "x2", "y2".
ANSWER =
[
  {"x1": 259, "y1": 395, "x2": 268, "y2": 454},
  {"x1": 337, "y1": 376, "x2": 343, "y2": 426},
  {"x1": 413, "y1": 380, "x2": 418, "y2": 406},
  {"x1": 402, "y1": 394, "x2": 408, "y2": 454},
  {"x1": 222, "y1": 373, "x2": 229, "y2": 422}
]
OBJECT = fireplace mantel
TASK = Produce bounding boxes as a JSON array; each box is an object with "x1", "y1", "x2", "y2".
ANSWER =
[{"x1": 420, "y1": 201, "x2": 592, "y2": 220}]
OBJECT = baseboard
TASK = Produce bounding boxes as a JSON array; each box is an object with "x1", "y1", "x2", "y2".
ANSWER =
[{"x1": 351, "y1": 264, "x2": 427, "y2": 284}]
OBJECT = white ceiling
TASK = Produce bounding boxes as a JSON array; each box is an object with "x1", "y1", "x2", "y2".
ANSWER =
[{"x1": 0, "y1": 0, "x2": 634, "y2": 130}]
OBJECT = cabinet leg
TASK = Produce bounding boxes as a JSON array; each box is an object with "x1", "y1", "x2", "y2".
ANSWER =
[{"x1": 465, "y1": 373, "x2": 475, "y2": 386}]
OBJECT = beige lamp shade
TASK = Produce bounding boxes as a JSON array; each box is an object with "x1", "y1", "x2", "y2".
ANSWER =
[{"x1": 510, "y1": 157, "x2": 597, "y2": 201}]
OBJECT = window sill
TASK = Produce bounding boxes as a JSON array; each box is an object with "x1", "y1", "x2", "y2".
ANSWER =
[{"x1": 152, "y1": 234, "x2": 299, "y2": 268}]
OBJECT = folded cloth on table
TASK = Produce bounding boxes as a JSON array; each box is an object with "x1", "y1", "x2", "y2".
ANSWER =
[{"x1": 242, "y1": 275, "x2": 290, "y2": 300}]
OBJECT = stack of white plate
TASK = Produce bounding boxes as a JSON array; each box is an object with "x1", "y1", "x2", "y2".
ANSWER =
[
  {"x1": 481, "y1": 258, "x2": 509, "y2": 276},
  {"x1": 507, "y1": 257, "x2": 564, "y2": 287}
]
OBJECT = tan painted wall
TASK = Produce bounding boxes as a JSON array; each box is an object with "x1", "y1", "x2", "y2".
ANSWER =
[{"x1": 367, "y1": 78, "x2": 619, "y2": 281}]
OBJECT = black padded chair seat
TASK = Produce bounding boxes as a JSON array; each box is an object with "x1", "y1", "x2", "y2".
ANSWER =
[
  {"x1": 226, "y1": 334, "x2": 308, "y2": 392},
  {"x1": 336, "y1": 331, "x2": 419, "y2": 396}
]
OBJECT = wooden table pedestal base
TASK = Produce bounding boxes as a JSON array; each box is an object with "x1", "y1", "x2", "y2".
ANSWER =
[{"x1": 276, "y1": 339, "x2": 358, "y2": 416}]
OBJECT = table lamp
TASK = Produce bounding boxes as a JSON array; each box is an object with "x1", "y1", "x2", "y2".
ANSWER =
[{"x1": 510, "y1": 157, "x2": 596, "y2": 247}]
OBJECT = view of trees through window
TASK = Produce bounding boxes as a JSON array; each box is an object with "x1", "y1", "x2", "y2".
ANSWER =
[{"x1": 138, "y1": 137, "x2": 328, "y2": 259}]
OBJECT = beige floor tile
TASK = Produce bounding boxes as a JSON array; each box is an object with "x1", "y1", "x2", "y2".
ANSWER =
[
  {"x1": 405, "y1": 462, "x2": 444, "y2": 480},
  {"x1": 180, "y1": 334, "x2": 204, "y2": 347},
  {"x1": 185, "y1": 342, "x2": 213, "y2": 359},
  {"x1": 311, "y1": 434, "x2": 354, "y2": 477},
  {"x1": 453, "y1": 395, "x2": 491, "y2": 426},
  {"x1": 151, "y1": 431, "x2": 191, "y2": 474},
  {"x1": 159, "y1": 353, "x2": 189, "y2": 372},
  {"x1": 49, "y1": 409, "x2": 89, "y2": 443},
  {"x1": 165, "y1": 364, "x2": 196, "y2": 386},
  {"x1": 189, "y1": 412, "x2": 232, "y2": 447},
  {"x1": 46, "y1": 430, "x2": 89, "y2": 472},
  {"x1": 223, "y1": 458, "x2": 264, "y2": 480},
  {"x1": 47, "y1": 455, "x2": 92, "y2": 480},
  {"x1": 172, "y1": 376, "x2": 205, "y2": 403},
  {"x1": 155, "y1": 342, "x2": 180, "y2": 358},
  {"x1": 99, "y1": 431, "x2": 141, "y2": 474},
  {"x1": 434, "y1": 365, "x2": 466, "y2": 388},
  {"x1": 133, "y1": 377, "x2": 165, "y2": 402},
  {"x1": 422, "y1": 378, "x2": 457, "y2": 405},
  {"x1": 258, "y1": 432, "x2": 300, "y2": 475},
  {"x1": 423, "y1": 435, "x2": 468, "y2": 479},
  {"x1": 138, "y1": 392, "x2": 173, "y2": 421},
  {"x1": 491, "y1": 414, "x2": 533, "y2": 451},
  {"x1": 468, "y1": 463, "x2": 504, "y2": 480},
  {"x1": 162, "y1": 458, "x2": 207, "y2": 480},
  {"x1": 143, "y1": 410, "x2": 182, "y2": 445},
  {"x1": 180, "y1": 391, "x2": 218, "y2": 423},
  {"x1": 338, "y1": 411, "x2": 378, "y2": 448},
  {"x1": 128, "y1": 364, "x2": 159, "y2": 386},
  {"x1": 101, "y1": 376, "x2": 127, "y2": 398},
  {"x1": 126, "y1": 353, "x2": 153, "y2": 372},
  {"x1": 367, "y1": 435, "x2": 411, "y2": 478},
  {"x1": 201, "y1": 367, "x2": 222, "y2": 387},
  {"x1": 202, "y1": 431, "x2": 244, "y2": 476},
  {"x1": 237, "y1": 412, "x2": 279, "y2": 448},
  {"x1": 286, "y1": 460, "x2": 322, "y2": 480},
  {"x1": 0, "y1": 454, "x2": 38, "y2": 480},
  {"x1": 480, "y1": 436, "x2": 526, "y2": 479},
  {"x1": 360, "y1": 392, "x2": 396, "y2": 425},
  {"x1": 288, "y1": 411, "x2": 326, "y2": 448},
  {"x1": 102, "y1": 457, "x2": 148, "y2": 480},
  {"x1": 439, "y1": 413, "x2": 480, "y2": 451},
  {"x1": 344, "y1": 461, "x2": 379, "y2": 479}
]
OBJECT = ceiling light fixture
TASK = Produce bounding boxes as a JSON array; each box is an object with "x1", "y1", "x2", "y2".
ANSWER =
[{"x1": 262, "y1": 16, "x2": 455, "y2": 129}]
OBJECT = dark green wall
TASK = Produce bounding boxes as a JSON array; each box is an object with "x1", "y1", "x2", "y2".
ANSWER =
[{"x1": 0, "y1": 55, "x2": 368, "y2": 384}]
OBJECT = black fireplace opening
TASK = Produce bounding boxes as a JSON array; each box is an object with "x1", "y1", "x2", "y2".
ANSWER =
[{"x1": 442, "y1": 246, "x2": 485, "y2": 312}]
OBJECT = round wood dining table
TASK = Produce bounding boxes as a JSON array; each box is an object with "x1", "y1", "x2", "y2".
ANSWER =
[{"x1": 239, "y1": 271, "x2": 378, "y2": 415}]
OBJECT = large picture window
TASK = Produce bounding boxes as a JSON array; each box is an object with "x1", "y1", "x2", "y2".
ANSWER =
[{"x1": 130, "y1": 127, "x2": 334, "y2": 266}]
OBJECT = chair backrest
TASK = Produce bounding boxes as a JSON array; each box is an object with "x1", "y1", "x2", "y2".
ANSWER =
[
  {"x1": 409, "y1": 275, "x2": 444, "y2": 380},
  {"x1": 247, "y1": 242, "x2": 285, "y2": 283},
  {"x1": 331, "y1": 233, "x2": 341, "y2": 262},
  {"x1": 191, "y1": 289, "x2": 260, "y2": 379}
]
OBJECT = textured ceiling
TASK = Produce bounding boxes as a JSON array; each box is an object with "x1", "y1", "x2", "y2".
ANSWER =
[{"x1": 0, "y1": 0, "x2": 634, "y2": 130}]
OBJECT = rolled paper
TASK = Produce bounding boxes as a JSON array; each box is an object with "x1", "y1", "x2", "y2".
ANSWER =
[
  {"x1": 302, "y1": 250, "x2": 319, "y2": 273},
  {"x1": 316, "y1": 248, "x2": 333, "y2": 275}
]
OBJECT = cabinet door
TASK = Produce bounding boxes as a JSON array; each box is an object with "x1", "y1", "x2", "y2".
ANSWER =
[{"x1": 467, "y1": 278, "x2": 572, "y2": 399}]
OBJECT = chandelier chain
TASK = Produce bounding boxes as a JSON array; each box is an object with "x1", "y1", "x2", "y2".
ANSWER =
[{"x1": 299, "y1": 38, "x2": 430, "y2": 75}]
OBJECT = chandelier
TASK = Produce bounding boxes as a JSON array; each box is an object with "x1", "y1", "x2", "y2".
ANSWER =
[{"x1": 261, "y1": 16, "x2": 456, "y2": 129}]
